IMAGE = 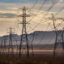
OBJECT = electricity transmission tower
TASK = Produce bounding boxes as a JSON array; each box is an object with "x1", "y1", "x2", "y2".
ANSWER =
[
  {"x1": 30, "y1": 33, "x2": 35, "y2": 56},
  {"x1": 51, "y1": 14, "x2": 64, "y2": 57},
  {"x1": 0, "y1": 39, "x2": 3, "y2": 55},
  {"x1": 3, "y1": 36, "x2": 7, "y2": 55},
  {"x1": 19, "y1": 7, "x2": 30, "y2": 57},
  {"x1": 8, "y1": 28, "x2": 14, "y2": 55}
]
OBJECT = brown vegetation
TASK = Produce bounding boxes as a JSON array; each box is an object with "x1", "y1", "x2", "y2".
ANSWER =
[{"x1": 0, "y1": 54, "x2": 64, "y2": 64}]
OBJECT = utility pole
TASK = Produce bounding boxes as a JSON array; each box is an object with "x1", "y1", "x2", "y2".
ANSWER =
[
  {"x1": 8, "y1": 28, "x2": 13, "y2": 55},
  {"x1": 19, "y1": 7, "x2": 30, "y2": 57},
  {"x1": 51, "y1": 14, "x2": 64, "y2": 57}
]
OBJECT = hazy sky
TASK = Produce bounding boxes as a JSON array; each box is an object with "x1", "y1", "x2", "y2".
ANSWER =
[{"x1": 0, "y1": 0, "x2": 64, "y2": 36}]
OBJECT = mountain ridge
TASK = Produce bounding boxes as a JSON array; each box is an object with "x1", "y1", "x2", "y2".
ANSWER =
[{"x1": 0, "y1": 31, "x2": 56, "y2": 44}]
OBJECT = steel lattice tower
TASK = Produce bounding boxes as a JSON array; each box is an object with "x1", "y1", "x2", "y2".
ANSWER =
[
  {"x1": 51, "y1": 14, "x2": 64, "y2": 57},
  {"x1": 19, "y1": 7, "x2": 30, "y2": 57},
  {"x1": 3, "y1": 36, "x2": 7, "y2": 55},
  {"x1": 8, "y1": 28, "x2": 13, "y2": 55},
  {"x1": 53, "y1": 30, "x2": 64, "y2": 57}
]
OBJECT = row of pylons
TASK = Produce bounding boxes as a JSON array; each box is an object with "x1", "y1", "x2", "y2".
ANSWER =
[
  {"x1": 0, "y1": 7, "x2": 64, "y2": 58},
  {"x1": 0, "y1": 7, "x2": 34, "y2": 57}
]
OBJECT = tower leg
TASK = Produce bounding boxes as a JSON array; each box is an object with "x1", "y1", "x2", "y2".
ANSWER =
[{"x1": 53, "y1": 42, "x2": 57, "y2": 57}]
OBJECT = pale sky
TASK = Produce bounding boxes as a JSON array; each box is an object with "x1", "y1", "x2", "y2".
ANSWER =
[{"x1": 0, "y1": 0, "x2": 64, "y2": 36}]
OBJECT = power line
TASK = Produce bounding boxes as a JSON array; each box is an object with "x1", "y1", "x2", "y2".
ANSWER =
[
  {"x1": 27, "y1": 0, "x2": 39, "y2": 12},
  {"x1": 55, "y1": 7, "x2": 64, "y2": 16},
  {"x1": 27, "y1": 19, "x2": 49, "y2": 33},
  {"x1": 27, "y1": 0, "x2": 48, "y2": 23},
  {"x1": 34, "y1": 0, "x2": 60, "y2": 30},
  {"x1": 16, "y1": 0, "x2": 59, "y2": 34},
  {"x1": 47, "y1": 0, "x2": 58, "y2": 11},
  {"x1": 16, "y1": 0, "x2": 48, "y2": 34},
  {"x1": 27, "y1": 0, "x2": 59, "y2": 28},
  {"x1": 28, "y1": 0, "x2": 64, "y2": 34}
]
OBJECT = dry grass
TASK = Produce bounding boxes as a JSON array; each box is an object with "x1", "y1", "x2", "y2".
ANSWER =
[{"x1": 0, "y1": 54, "x2": 64, "y2": 64}]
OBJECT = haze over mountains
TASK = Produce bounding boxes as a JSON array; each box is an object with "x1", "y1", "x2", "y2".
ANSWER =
[
  {"x1": 0, "y1": 31, "x2": 56, "y2": 45},
  {"x1": 0, "y1": 30, "x2": 63, "y2": 50}
]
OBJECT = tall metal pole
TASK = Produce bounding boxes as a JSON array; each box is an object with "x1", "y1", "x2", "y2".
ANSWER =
[{"x1": 19, "y1": 7, "x2": 30, "y2": 57}]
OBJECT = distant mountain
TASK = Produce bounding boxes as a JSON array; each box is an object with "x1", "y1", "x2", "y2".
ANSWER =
[
  {"x1": 0, "y1": 30, "x2": 63, "y2": 49},
  {"x1": 0, "y1": 31, "x2": 56, "y2": 45}
]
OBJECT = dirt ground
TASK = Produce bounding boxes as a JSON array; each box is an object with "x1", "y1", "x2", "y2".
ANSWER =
[{"x1": 0, "y1": 54, "x2": 64, "y2": 64}]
